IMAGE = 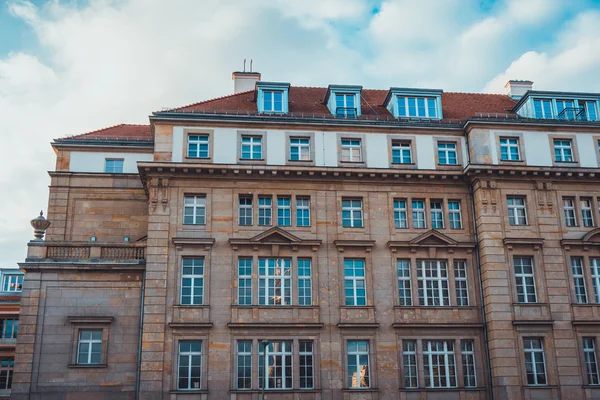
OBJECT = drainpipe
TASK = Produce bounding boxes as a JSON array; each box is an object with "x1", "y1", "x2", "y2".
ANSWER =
[
  {"x1": 135, "y1": 270, "x2": 146, "y2": 400},
  {"x1": 465, "y1": 133, "x2": 494, "y2": 400}
]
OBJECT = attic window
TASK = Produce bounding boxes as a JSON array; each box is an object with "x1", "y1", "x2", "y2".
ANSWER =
[
  {"x1": 256, "y1": 82, "x2": 290, "y2": 114},
  {"x1": 263, "y1": 91, "x2": 283, "y2": 112},
  {"x1": 324, "y1": 85, "x2": 362, "y2": 118},
  {"x1": 335, "y1": 93, "x2": 357, "y2": 118},
  {"x1": 398, "y1": 96, "x2": 438, "y2": 118},
  {"x1": 383, "y1": 88, "x2": 443, "y2": 120}
]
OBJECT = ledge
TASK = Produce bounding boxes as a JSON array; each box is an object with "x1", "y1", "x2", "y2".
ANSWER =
[
  {"x1": 67, "y1": 316, "x2": 114, "y2": 324},
  {"x1": 172, "y1": 237, "x2": 215, "y2": 250},
  {"x1": 67, "y1": 364, "x2": 108, "y2": 369},
  {"x1": 169, "y1": 322, "x2": 213, "y2": 329},
  {"x1": 227, "y1": 322, "x2": 324, "y2": 329},
  {"x1": 334, "y1": 240, "x2": 376, "y2": 252},
  {"x1": 341, "y1": 388, "x2": 379, "y2": 392},
  {"x1": 229, "y1": 389, "x2": 321, "y2": 393},
  {"x1": 392, "y1": 323, "x2": 483, "y2": 329},
  {"x1": 399, "y1": 387, "x2": 486, "y2": 392},
  {"x1": 512, "y1": 320, "x2": 554, "y2": 326},
  {"x1": 572, "y1": 320, "x2": 600, "y2": 326},
  {"x1": 503, "y1": 237, "x2": 544, "y2": 250},
  {"x1": 337, "y1": 323, "x2": 380, "y2": 329},
  {"x1": 169, "y1": 390, "x2": 208, "y2": 394}
]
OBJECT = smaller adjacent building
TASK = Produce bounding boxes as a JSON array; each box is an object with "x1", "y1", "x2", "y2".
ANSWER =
[{"x1": 0, "y1": 268, "x2": 23, "y2": 398}]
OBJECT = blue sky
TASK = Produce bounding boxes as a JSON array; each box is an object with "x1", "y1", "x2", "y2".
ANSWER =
[{"x1": 1, "y1": 0, "x2": 600, "y2": 265}]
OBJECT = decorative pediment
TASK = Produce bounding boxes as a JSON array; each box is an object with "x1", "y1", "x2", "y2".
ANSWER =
[
  {"x1": 229, "y1": 227, "x2": 321, "y2": 252},
  {"x1": 562, "y1": 228, "x2": 600, "y2": 251},
  {"x1": 388, "y1": 230, "x2": 474, "y2": 254}
]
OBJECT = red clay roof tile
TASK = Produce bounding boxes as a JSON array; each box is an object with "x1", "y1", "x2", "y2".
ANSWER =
[{"x1": 62, "y1": 124, "x2": 152, "y2": 141}]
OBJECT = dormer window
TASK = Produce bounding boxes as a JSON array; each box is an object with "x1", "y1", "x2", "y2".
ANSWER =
[
  {"x1": 519, "y1": 94, "x2": 599, "y2": 121},
  {"x1": 384, "y1": 88, "x2": 443, "y2": 120},
  {"x1": 256, "y1": 82, "x2": 289, "y2": 114},
  {"x1": 324, "y1": 85, "x2": 362, "y2": 118},
  {"x1": 533, "y1": 99, "x2": 553, "y2": 119}
]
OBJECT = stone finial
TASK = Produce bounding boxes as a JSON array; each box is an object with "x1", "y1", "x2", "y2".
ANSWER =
[{"x1": 30, "y1": 210, "x2": 51, "y2": 241}]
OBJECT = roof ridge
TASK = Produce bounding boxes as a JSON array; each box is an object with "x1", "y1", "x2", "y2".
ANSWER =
[
  {"x1": 445, "y1": 91, "x2": 509, "y2": 97},
  {"x1": 170, "y1": 90, "x2": 255, "y2": 111}
]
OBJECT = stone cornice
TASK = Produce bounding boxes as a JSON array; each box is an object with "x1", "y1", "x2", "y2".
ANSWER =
[
  {"x1": 67, "y1": 316, "x2": 114, "y2": 324},
  {"x1": 172, "y1": 237, "x2": 215, "y2": 250},
  {"x1": 503, "y1": 237, "x2": 544, "y2": 250},
  {"x1": 227, "y1": 322, "x2": 324, "y2": 329},
  {"x1": 466, "y1": 164, "x2": 600, "y2": 180},
  {"x1": 392, "y1": 323, "x2": 484, "y2": 329},
  {"x1": 333, "y1": 240, "x2": 376, "y2": 252}
]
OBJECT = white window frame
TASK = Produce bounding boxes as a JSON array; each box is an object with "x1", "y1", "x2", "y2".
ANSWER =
[
  {"x1": 263, "y1": 90, "x2": 283, "y2": 112},
  {"x1": 454, "y1": 260, "x2": 469, "y2": 307},
  {"x1": 581, "y1": 198, "x2": 594, "y2": 227},
  {"x1": 423, "y1": 340, "x2": 457, "y2": 388},
  {"x1": 183, "y1": 195, "x2": 206, "y2": 225},
  {"x1": 344, "y1": 259, "x2": 366, "y2": 306},
  {"x1": 77, "y1": 329, "x2": 102, "y2": 365},
  {"x1": 554, "y1": 139, "x2": 574, "y2": 162},
  {"x1": 416, "y1": 260, "x2": 450, "y2": 306},
  {"x1": 238, "y1": 196, "x2": 253, "y2": 226},
  {"x1": 592, "y1": 258, "x2": 600, "y2": 303},
  {"x1": 258, "y1": 196, "x2": 272, "y2": 226},
  {"x1": 341, "y1": 139, "x2": 362, "y2": 162},
  {"x1": 342, "y1": 199, "x2": 363, "y2": 228},
  {"x1": 259, "y1": 341, "x2": 293, "y2": 389},
  {"x1": 571, "y1": 257, "x2": 588, "y2": 304},
  {"x1": 514, "y1": 256, "x2": 537, "y2": 303},
  {"x1": 297, "y1": 258, "x2": 312, "y2": 306},
  {"x1": 236, "y1": 340, "x2": 252, "y2": 389},
  {"x1": 277, "y1": 196, "x2": 291, "y2": 226},
  {"x1": 430, "y1": 200, "x2": 444, "y2": 229},
  {"x1": 335, "y1": 93, "x2": 357, "y2": 118},
  {"x1": 448, "y1": 200, "x2": 463, "y2": 229},
  {"x1": 2, "y1": 275, "x2": 22, "y2": 292},
  {"x1": 394, "y1": 199, "x2": 408, "y2": 229},
  {"x1": 397, "y1": 260, "x2": 412, "y2": 306},
  {"x1": 461, "y1": 340, "x2": 477, "y2": 388},
  {"x1": 296, "y1": 196, "x2": 311, "y2": 227},
  {"x1": 0, "y1": 319, "x2": 17, "y2": 339},
  {"x1": 241, "y1": 136, "x2": 263, "y2": 160},
  {"x1": 437, "y1": 142, "x2": 457, "y2": 165},
  {"x1": 412, "y1": 200, "x2": 426, "y2": 229},
  {"x1": 259, "y1": 258, "x2": 291, "y2": 306},
  {"x1": 347, "y1": 340, "x2": 370, "y2": 388},
  {"x1": 500, "y1": 137, "x2": 520, "y2": 161},
  {"x1": 237, "y1": 258, "x2": 253, "y2": 305},
  {"x1": 178, "y1": 341, "x2": 203, "y2": 390},
  {"x1": 299, "y1": 341, "x2": 315, "y2": 389},
  {"x1": 397, "y1": 96, "x2": 438, "y2": 118},
  {"x1": 523, "y1": 338, "x2": 547, "y2": 386},
  {"x1": 584, "y1": 337, "x2": 600, "y2": 385},
  {"x1": 402, "y1": 340, "x2": 418, "y2": 388},
  {"x1": 507, "y1": 196, "x2": 528, "y2": 226},
  {"x1": 533, "y1": 99, "x2": 553, "y2": 119},
  {"x1": 289, "y1": 137, "x2": 311, "y2": 161},
  {"x1": 187, "y1": 135, "x2": 209, "y2": 158},
  {"x1": 104, "y1": 158, "x2": 124, "y2": 173},
  {"x1": 180, "y1": 257, "x2": 204, "y2": 306},
  {"x1": 391, "y1": 141, "x2": 412, "y2": 164},
  {"x1": 563, "y1": 197, "x2": 577, "y2": 227}
]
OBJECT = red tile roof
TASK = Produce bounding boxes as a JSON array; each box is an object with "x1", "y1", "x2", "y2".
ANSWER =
[
  {"x1": 61, "y1": 124, "x2": 152, "y2": 141},
  {"x1": 171, "y1": 86, "x2": 517, "y2": 121}
]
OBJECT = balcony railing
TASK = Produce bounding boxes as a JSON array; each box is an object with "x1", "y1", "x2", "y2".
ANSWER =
[
  {"x1": 33, "y1": 242, "x2": 145, "y2": 261},
  {"x1": 557, "y1": 107, "x2": 587, "y2": 121},
  {"x1": 335, "y1": 107, "x2": 357, "y2": 118}
]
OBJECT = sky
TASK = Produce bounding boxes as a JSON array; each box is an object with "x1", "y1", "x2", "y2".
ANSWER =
[{"x1": 1, "y1": 0, "x2": 600, "y2": 266}]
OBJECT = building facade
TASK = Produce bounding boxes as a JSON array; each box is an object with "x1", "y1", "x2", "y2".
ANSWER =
[
  {"x1": 0, "y1": 268, "x2": 23, "y2": 398},
  {"x1": 12, "y1": 73, "x2": 600, "y2": 400}
]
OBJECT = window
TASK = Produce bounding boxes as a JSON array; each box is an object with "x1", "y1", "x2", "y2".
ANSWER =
[
  {"x1": 391, "y1": 141, "x2": 412, "y2": 164},
  {"x1": 438, "y1": 142, "x2": 457, "y2": 165},
  {"x1": 500, "y1": 138, "x2": 520, "y2": 161},
  {"x1": 402, "y1": 340, "x2": 418, "y2": 388},
  {"x1": 258, "y1": 196, "x2": 272, "y2": 226},
  {"x1": 584, "y1": 101, "x2": 598, "y2": 121},
  {"x1": 277, "y1": 196, "x2": 291, "y2": 226},
  {"x1": 0, "y1": 359, "x2": 13, "y2": 390},
  {"x1": 514, "y1": 257, "x2": 537, "y2": 303},
  {"x1": 430, "y1": 200, "x2": 444, "y2": 229},
  {"x1": 259, "y1": 258, "x2": 291, "y2": 305},
  {"x1": 290, "y1": 138, "x2": 310, "y2": 161},
  {"x1": 554, "y1": 139, "x2": 574, "y2": 162},
  {"x1": 336, "y1": 93, "x2": 357, "y2": 118},
  {"x1": 296, "y1": 197, "x2": 311, "y2": 227},
  {"x1": 183, "y1": 195, "x2": 206, "y2": 225},
  {"x1": 347, "y1": 340, "x2": 370, "y2": 388},
  {"x1": 342, "y1": 199, "x2": 363, "y2": 228},
  {"x1": 461, "y1": 340, "x2": 477, "y2": 388},
  {"x1": 187, "y1": 135, "x2": 209, "y2": 158},
  {"x1": 77, "y1": 330, "x2": 102, "y2": 365},
  {"x1": 584, "y1": 337, "x2": 600, "y2": 385},
  {"x1": 178, "y1": 341, "x2": 202, "y2": 390},
  {"x1": 241, "y1": 136, "x2": 263, "y2": 160},
  {"x1": 259, "y1": 341, "x2": 293, "y2": 389},
  {"x1": 454, "y1": 260, "x2": 469, "y2": 306},
  {"x1": 448, "y1": 200, "x2": 463, "y2": 229},
  {"x1": 534, "y1": 99, "x2": 553, "y2": 119},
  {"x1": 0, "y1": 319, "x2": 17, "y2": 339},
  {"x1": 344, "y1": 259, "x2": 366, "y2": 306},
  {"x1": 423, "y1": 340, "x2": 456, "y2": 388},
  {"x1": 507, "y1": 196, "x2": 527, "y2": 226},
  {"x1": 397, "y1": 260, "x2": 412, "y2": 306},
  {"x1": 592, "y1": 258, "x2": 600, "y2": 303},
  {"x1": 236, "y1": 341, "x2": 252, "y2": 389},
  {"x1": 104, "y1": 158, "x2": 124, "y2": 173},
  {"x1": 181, "y1": 258, "x2": 204, "y2": 305},
  {"x1": 412, "y1": 200, "x2": 426, "y2": 228},
  {"x1": 394, "y1": 199, "x2": 408, "y2": 228},
  {"x1": 299, "y1": 341, "x2": 314, "y2": 389},
  {"x1": 263, "y1": 90, "x2": 283, "y2": 112},
  {"x1": 238, "y1": 196, "x2": 253, "y2": 226},
  {"x1": 571, "y1": 257, "x2": 588, "y2": 304},
  {"x1": 398, "y1": 96, "x2": 437, "y2": 118},
  {"x1": 523, "y1": 338, "x2": 547, "y2": 385},
  {"x1": 417, "y1": 260, "x2": 449, "y2": 306},
  {"x1": 298, "y1": 259, "x2": 312, "y2": 306},
  {"x1": 2, "y1": 275, "x2": 22, "y2": 292},
  {"x1": 582, "y1": 198, "x2": 594, "y2": 227},
  {"x1": 556, "y1": 99, "x2": 575, "y2": 119},
  {"x1": 237, "y1": 258, "x2": 252, "y2": 305},
  {"x1": 341, "y1": 139, "x2": 362, "y2": 162},
  {"x1": 563, "y1": 198, "x2": 577, "y2": 226}
]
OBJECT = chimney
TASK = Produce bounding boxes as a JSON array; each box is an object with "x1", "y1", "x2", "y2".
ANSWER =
[
  {"x1": 505, "y1": 80, "x2": 533, "y2": 100},
  {"x1": 232, "y1": 71, "x2": 261, "y2": 94}
]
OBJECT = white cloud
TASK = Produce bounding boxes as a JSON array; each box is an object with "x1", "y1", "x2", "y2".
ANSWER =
[{"x1": 0, "y1": 0, "x2": 600, "y2": 265}]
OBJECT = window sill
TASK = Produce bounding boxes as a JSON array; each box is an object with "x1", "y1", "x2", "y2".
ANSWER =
[
  {"x1": 400, "y1": 387, "x2": 486, "y2": 392},
  {"x1": 340, "y1": 305, "x2": 375, "y2": 309},
  {"x1": 233, "y1": 305, "x2": 319, "y2": 309},
  {"x1": 499, "y1": 159, "x2": 525, "y2": 163},
  {"x1": 184, "y1": 157, "x2": 211, "y2": 161},
  {"x1": 238, "y1": 158, "x2": 265, "y2": 162},
  {"x1": 342, "y1": 388, "x2": 379, "y2": 392},
  {"x1": 339, "y1": 161, "x2": 365, "y2": 164},
  {"x1": 68, "y1": 364, "x2": 107, "y2": 369},
  {"x1": 391, "y1": 162, "x2": 416, "y2": 166},
  {"x1": 582, "y1": 385, "x2": 600, "y2": 388},
  {"x1": 173, "y1": 304, "x2": 210, "y2": 309},
  {"x1": 554, "y1": 161, "x2": 578, "y2": 164},
  {"x1": 288, "y1": 159, "x2": 313, "y2": 162},
  {"x1": 229, "y1": 389, "x2": 321, "y2": 393},
  {"x1": 169, "y1": 390, "x2": 208, "y2": 394}
]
